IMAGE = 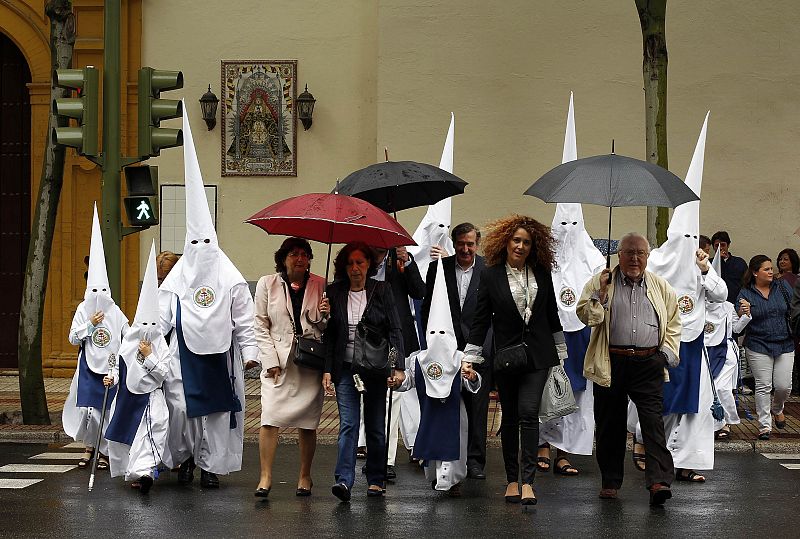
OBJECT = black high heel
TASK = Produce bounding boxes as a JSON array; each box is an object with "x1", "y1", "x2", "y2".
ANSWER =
[
  {"x1": 520, "y1": 484, "x2": 537, "y2": 505},
  {"x1": 504, "y1": 482, "x2": 521, "y2": 503}
]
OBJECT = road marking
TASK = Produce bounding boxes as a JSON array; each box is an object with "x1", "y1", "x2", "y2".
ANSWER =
[
  {"x1": 61, "y1": 442, "x2": 85, "y2": 449},
  {"x1": 29, "y1": 453, "x2": 86, "y2": 460},
  {"x1": 0, "y1": 464, "x2": 76, "y2": 473},
  {"x1": 0, "y1": 478, "x2": 44, "y2": 489},
  {"x1": 780, "y1": 464, "x2": 800, "y2": 470},
  {"x1": 760, "y1": 453, "x2": 800, "y2": 460}
]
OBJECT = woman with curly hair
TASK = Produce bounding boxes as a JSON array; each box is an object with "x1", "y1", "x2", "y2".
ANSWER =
[{"x1": 465, "y1": 214, "x2": 567, "y2": 506}]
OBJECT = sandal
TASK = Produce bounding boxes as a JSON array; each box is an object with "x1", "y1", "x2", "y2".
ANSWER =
[
  {"x1": 715, "y1": 427, "x2": 731, "y2": 440},
  {"x1": 632, "y1": 452, "x2": 646, "y2": 472},
  {"x1": 535, "y1": 456, "x2": 551, "y2": 472},
  {"x1": 96, "y1": 454, "x2": 109, "y2": 470},
  {"x1": 78, "y1": 448, "x2": 94, "y2": 469},
  {"x1": 675, "y1": 469, "x2": 705, "y2": 483},
  {"x1": 553, "y1": 457, "x2": 579, "y2": 476}
]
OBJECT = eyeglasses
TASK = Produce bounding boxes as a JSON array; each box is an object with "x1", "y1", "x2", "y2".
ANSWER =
[
  {"x1": 287, "y1": 250, "x2": 310, "y2": 259},
  {"x1": 620, "y1": 249, "x2": 649, "y2": 259}
]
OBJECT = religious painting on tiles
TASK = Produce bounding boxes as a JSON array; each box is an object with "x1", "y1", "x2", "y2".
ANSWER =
[{"x1": 221, "y1": 60, "x2": 297, "y2": 176}]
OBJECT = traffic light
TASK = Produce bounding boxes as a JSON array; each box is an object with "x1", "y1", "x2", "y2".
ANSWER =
[
  {"x1": 52, "y1": 66, "x2": 99, "y2": 156},
  {"x1": 138, "y1": 67, "x2": 184, "y2": 157},
  {"x1": 123, "y1": 166, "x2": 159, "y2": 227}
]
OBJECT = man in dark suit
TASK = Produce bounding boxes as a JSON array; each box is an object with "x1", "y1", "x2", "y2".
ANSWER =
[{"x1": 421, "y1": 223, "x2": 493, "y2": 480}]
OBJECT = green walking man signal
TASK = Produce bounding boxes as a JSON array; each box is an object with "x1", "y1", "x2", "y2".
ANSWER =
[{"x1": 124, "y1": 166, "x2": 159, "y2": 227}]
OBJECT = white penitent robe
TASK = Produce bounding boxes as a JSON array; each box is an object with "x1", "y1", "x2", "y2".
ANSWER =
[
  {"x1": 106, "y1": 337, "x2": 172, "y2": 481},
  {"x1": 158, "y1": 285, "x2": 255, "y2": 474},
  {"x1": 705, "y1": 301, "x2": 750, "y2": 429},
  {"x1": 62, "y1": 302, "x2": 128, "y2": 453},
  {"x1": 398, "y1": 355, "x2": 481, "y2": 491}
]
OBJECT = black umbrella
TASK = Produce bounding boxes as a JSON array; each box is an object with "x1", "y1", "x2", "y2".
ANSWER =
[
  {"x1": 335, "y1": 160, "x2": 467, "y2": 213},
  {"x1": 525, "y1": 152, "x2": 699, "y2": 267}
]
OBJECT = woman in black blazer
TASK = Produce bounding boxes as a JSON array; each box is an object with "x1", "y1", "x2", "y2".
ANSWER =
[
  {"x1": 322, "y1": 242, "x2": 404, "y2": 501},
  {"x1": 466, "y1": 214, "x2": 566, "y2": 506}
]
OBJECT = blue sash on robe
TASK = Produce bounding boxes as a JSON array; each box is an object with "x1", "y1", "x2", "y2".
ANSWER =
[
  {"x1": 411, "y1": 361, "x2": 461, "y2": 463},
  {"x1": 706, "y1": 342, "x2": 727, "y2": 379},
  {"x1": 564, "y1": 327, "x2": 591, "y2": 392},
  {"x1": 176, "y1": 301, "x2": 241, "y2": 427},
  {"x1": 105, "y1": 359, "x2": 149, "y2": 446},
  {"x1": 663, "y1": 334, "x2": 703, "y2": 415},
  {"x1": 76, "y1": 345, "x2": 116, "y2": 409}
]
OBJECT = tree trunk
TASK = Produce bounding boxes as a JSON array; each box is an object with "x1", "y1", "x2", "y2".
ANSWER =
[
  {"x1": 636, "y1": 0, "x2": 669, "y2": 246},
  {"x1": 17, "y1": 1, "x2": 76, "y2": 424}
]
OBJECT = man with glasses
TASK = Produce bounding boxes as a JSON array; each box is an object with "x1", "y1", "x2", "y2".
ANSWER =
[{"x1": 577, "y1": 232, "x2": 681, "y2": 506}]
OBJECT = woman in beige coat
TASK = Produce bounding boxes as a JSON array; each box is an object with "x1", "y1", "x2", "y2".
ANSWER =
[{"x1": 254, "y1": 237, "x2": 330, "y2": 498}]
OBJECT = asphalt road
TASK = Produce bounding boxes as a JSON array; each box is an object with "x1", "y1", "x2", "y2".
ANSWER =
[{"x1": 0, "y1": 442, "x2": 798, "y2": 538}]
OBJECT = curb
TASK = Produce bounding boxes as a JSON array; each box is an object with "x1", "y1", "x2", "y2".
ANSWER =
[{"x1": 1, "y1": 429, "x2": 798, "y2": 452}]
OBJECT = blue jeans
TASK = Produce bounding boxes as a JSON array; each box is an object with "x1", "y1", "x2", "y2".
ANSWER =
[{"x1": 334, "y1": 365, "x2": 387, "y2": 489}]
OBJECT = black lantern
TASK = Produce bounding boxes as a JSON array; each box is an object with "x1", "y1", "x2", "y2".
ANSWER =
[
  {"x1": 296, "y1": 84, "x2": 316, "y2": 130},
  {"x1": 199, "y1": 85, "x2": 219, "y2": 130}
]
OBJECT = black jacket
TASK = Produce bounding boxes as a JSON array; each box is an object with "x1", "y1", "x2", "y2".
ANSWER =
[
  {"x1": 323, "y1": 279, "x2": 405, "y2": 384},
  {"x1": 382, "y1": 253, "x2": 426, "y2": 356},
  {"x1": 467, "y1": 263, "x2": 562, "y2": 372},
  {"x1": 421, "y1": 255, "x2": 493, "y2": 358}
]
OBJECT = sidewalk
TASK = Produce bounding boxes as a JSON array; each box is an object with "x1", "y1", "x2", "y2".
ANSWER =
[{"x1": 1, "y1": 374, "x2": 798, "y2": 451}]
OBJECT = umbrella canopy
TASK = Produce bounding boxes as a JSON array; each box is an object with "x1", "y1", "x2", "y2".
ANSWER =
[
  {"x1": 335, "y1": 160, "x2": 467, "y2": 213},
  {"x1": 245, "y1": 192, "x2": 416, "y2": 249},
  {"x1": 525, "y1": 153, "x2": 698, "y2": 208}
]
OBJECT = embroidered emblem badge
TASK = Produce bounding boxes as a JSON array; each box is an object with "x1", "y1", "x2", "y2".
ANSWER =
[
  {"x1": 677, "y1": 295, "x2": 695, "y2": 315},
  {"x1": 194, "y1": 286, "x2": 216, "y2": 308},
  {"x1": 559, "y1": 286, "x2": 577, "y2": 307},
  {"x1": 91, "y1": 327, "x2": 111, "y2": 348},
  {"x1": 704, "y1": 321, "x2": 715, "y2": 334},
  {"x1": 426, "y1": 362, "x2": 443, "y2": 380}
]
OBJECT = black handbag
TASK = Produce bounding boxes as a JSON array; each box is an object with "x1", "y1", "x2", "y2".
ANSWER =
[
  {"x1": 352, "y1": 286, "x2": 391, "y2": 378},
  {"x1": 293, "y1": 336, "x2": 326, "y2": 371},
  {"x1": 493, "y1": 341, "x2": 529, "y2": 375}
]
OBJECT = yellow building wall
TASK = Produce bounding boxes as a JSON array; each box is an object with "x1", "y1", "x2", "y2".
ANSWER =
[
  {"x1": 142, "y1": 0, "x2": 800, "y2": 280},
  {"x1": 0, "y1": 0, "x2": 141, "y2": 376}
]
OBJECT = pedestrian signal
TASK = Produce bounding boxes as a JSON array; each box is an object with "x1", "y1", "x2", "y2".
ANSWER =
[{"x1": 123, "y1": 166, "x2": 159, "y2": 228}]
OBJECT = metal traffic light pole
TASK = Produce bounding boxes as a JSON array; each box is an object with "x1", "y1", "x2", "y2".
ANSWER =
[{"x1": 101, "y1": 0, "x2": 123, "y2": 302}]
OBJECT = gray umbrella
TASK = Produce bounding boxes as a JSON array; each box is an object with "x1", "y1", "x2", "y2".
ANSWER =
[{"x1": 525, "y1": 153, "x2": 699, "y2": 266}]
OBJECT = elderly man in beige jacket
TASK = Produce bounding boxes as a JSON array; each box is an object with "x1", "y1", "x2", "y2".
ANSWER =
[{"x1": 576, "y1": 232, "x2": 681, "y2": 506}]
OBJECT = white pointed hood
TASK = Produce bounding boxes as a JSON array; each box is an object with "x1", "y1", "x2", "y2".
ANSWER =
[
  {"x1": 409, "y1": 113, "x2": 455, "y2": 280},
  {"x1": 117, "y1": 241, "x2": 161, "y2": 364},
  {"x1": 80, "y1": 202, "x2": 127, "y2": 373},
  {"x1": 648, "y1": 112, "x2": 711, "y2": 341},
  {"x1": 160, "y1": 103, "x2": 247, "y2": 354},
  {"x1": 117, "y1": 241, "x2": 169, "y2": 394},
  {"x1": 551, "y1": 94, "x2": 605, "y2": 331},
  {"x1": 417, "y1": 259, "x2": 460, "y2": 399}
]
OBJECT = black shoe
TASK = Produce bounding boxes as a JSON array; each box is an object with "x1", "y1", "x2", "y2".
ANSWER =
[
  {"x1": 367, "y1": 487, "x2": 385, "y2": 497},
  {"x1": 386, "y1": 465, "x2": 397, "y2": 480},
  {"x1": 177, "y1": 457, "x2": 195, "y2": 484},
  {"x1": 331, "y1": 482, "x2": 351, "y2": 502},
  {"x1": 649, "y1": 484, "x2": 672, "y2": 506},
  {"x1": 200, "y1": 469, "x2": 219, "y2": 488},
  {"x1": 254, "y1": 487, "x2": 271, "y2": 498},
  {"x1": 361, "y1": 464, "x2": 367, "y2": 475},
  {"x1": 138, "y1": 475, "x2": 153, "y2": 495},
  {"x1": 467, "y1": 463, "x2": 486, "y2": 480}
]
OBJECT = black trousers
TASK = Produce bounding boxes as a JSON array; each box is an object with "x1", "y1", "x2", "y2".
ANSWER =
[
  {"x1": 593, "y1": 352, "x2": 674, "y2": 490},
  {"x1": 464, "y1": 361, "x2": 492, "y2": 468},
  {"x1": 495, "y1": 367, "x2": 549, "y2": 484}
]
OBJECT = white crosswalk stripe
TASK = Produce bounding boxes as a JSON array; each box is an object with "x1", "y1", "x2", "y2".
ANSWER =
[
  {"x1": 0, "y1": 478, "x2": 44, "y2": 489},
  {"x1": 0, "y1": 464, "x2": 76, "y2": 473},
  {"x1": 760, "y1": 453, "x2": 800, "y2": 460},
  {"x1": 29, "y1": 452, "x2": 86, "y2": 460},
  {"x1": 780, "y1": 464, "x2": 800, "y2": 470},
  {"x1": 61, "y1": 442, "x2": 85, "y2": 449}
]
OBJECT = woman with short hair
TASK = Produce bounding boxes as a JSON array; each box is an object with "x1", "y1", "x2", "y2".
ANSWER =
[
  {"x1": 323, "y1": 241, "x2": 404, "y2": 501},
  {"x1": 253, "y1": 237, "x2": 330, "y2": 498}
]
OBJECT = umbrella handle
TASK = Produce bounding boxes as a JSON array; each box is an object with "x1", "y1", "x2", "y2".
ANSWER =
[{"x1": 606, "y1": 206, "x2": 613, "y2": 269}]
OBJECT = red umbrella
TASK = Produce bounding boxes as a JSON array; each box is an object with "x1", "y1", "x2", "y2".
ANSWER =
[{"x1": 245, "y1": 192, "x2": 416, "y2": 281}]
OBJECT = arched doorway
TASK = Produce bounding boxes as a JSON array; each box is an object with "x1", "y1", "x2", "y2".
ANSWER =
[{"x1": 0, "y1": 32, "x2": 32, "y2": 369}]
